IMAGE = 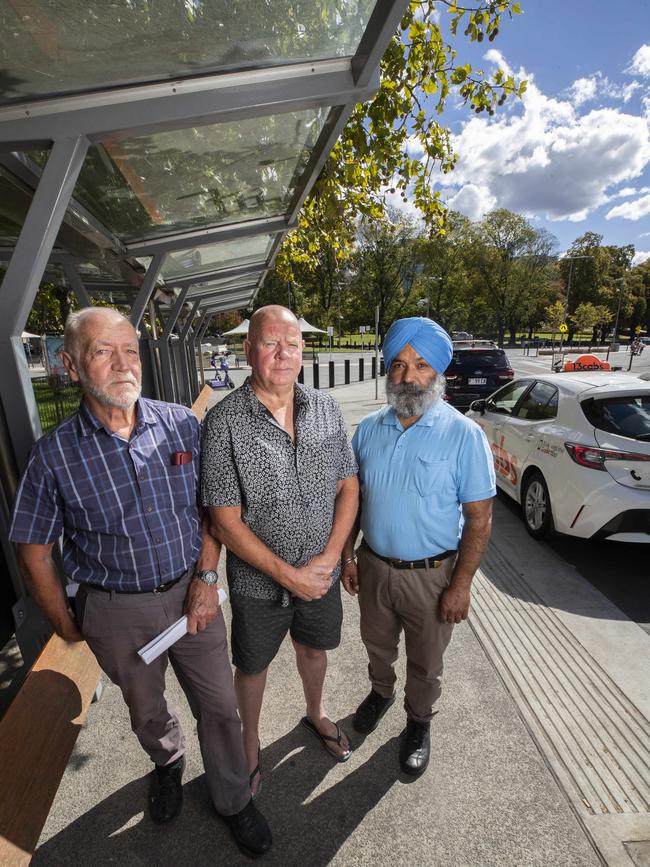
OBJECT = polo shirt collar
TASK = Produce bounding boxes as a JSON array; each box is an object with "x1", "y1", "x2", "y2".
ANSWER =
[
  {"x1": 380, "y1": 399, "x2": 444, "y2": 430},
  {"x1": 77, "y1": 397, "x2": 156, "y2": 437}
]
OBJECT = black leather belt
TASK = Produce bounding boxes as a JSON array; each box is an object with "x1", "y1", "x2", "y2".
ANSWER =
[
  {"x1": 364, "y1": 542, "x2": 456, "y2": 570},
  {"x1": 85, "y1": 572, "x2": 187, "y2": 595}
]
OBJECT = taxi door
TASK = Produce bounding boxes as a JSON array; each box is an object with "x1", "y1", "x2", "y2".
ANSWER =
[
  {"x1": 476, "y1": 380, "x2": 534, "y2": 494},
  {"x1": 497, "y1": 381, "x2": 560, "y2": 496}
]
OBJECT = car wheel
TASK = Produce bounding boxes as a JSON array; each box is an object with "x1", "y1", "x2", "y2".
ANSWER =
[{"x1": 521, "y1": 471, "x2": 554, "y2": 539}]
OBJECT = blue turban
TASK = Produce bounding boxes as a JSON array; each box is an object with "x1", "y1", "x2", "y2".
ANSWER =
[{"x1": 382, "y1": 317, "x2": 453, "y2": 373}]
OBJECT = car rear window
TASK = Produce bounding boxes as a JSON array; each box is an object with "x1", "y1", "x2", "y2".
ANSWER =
[
  {"x1": 581, "y1": 394, "x2": 650, "y2": 441},
  {"x1": 449, "y1": 349, "x2": 509, "y2": 370}
]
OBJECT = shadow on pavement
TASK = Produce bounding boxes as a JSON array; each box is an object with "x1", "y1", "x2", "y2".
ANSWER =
[{"x1": 33, "y1": 722, "x2": 399, "y2": 867}]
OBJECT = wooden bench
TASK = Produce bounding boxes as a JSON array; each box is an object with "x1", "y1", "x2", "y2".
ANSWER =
[
  {"x1": 0, "y1": 636, "x2": 100, "y2": 865},
  {"x1": 191, "y1": 383, "x2": 213, "y2": 421}
]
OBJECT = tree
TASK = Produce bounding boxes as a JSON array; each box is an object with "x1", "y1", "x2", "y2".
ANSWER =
[
  {"x1": 571, "y1": 303, "x2": 601, "y2": 348},
  {"x1": 275, "y1": 0, "x2": 525, "y2": 276},
  {"x1": 467, "y1": 209, "x2": 556, "y2": 344}
]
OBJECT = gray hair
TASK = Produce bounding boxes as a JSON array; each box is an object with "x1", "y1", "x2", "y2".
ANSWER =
[{"x1": 63, "y1": 307, "x2": 137, "y2": 361}]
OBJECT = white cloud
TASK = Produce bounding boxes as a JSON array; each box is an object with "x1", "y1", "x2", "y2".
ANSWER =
[
  {"x1": 434, "y1": 53, "x2": 650, "y2": 223},
  {"x1": 568, "y1": 73, "x2": 640, "y2": 107},
  {"x1": 640, "y1": 231, "x2": 650, "y2": 237},
  {"x1": 606, "y1": 192, "x2": 650, "y2": 220},
  {"x1": 632, "y1": 250, "x2": 650, "y2": 265},
  {"x1": 447, "y1": 184, "x2": 496, "y2": 221},
  {"x1": 627, "y1": 45, "x2": 650, "y2": 77}
]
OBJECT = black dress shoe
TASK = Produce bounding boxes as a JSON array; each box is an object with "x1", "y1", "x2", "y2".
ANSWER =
[
  {"x1": 220, "y1": 798, "x2": 272, "y2": 859},
  {"x1": 149, "y1": 756, "x2": 184, "y2": 824},
  {"x1": 399, "y1": 719, "x2": 430, "y2": 777},
  {"x1": 353, "y1": 689, "x2": 396, "y2": 734}
]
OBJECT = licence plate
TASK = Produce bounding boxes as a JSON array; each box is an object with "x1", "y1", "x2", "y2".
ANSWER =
[{"x1": 468, "y1": 378, "x2": 487, "y2": 385}]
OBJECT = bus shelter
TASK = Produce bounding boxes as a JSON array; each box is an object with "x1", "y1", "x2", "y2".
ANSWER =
[{"x1": 0, "y1": 0, "x2": 406, "y2": 668}]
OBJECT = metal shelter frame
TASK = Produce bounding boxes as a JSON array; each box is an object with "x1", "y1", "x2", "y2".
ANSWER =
[{"x1": 0, "y1": 0, "x2": 407, "y2": 666}]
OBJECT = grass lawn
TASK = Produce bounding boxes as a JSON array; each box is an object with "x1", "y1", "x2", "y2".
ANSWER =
[{"x1": 32, "y1": 378, "x2": 81, "y2": 433}]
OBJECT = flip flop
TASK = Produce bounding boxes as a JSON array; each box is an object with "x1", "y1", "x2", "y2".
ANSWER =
[
  {"x1": 300, "y1": 716, "x2": 353, "y2": 763},
  {"x1": 249, "y1": 743, "x2": 262, "y2": 798}
]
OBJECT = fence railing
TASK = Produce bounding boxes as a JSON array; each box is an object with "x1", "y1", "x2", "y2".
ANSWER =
[{"x1": 32, "y1": 376, "x2": 81, "y2": 433}]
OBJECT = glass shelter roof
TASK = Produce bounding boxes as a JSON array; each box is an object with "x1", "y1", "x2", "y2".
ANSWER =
[
  {"x1": 0, "y1": 1, "x2": 377, "y2": 106},
  {"x1": 0, "y1": 0, "x2": 405, "y2": 321}
]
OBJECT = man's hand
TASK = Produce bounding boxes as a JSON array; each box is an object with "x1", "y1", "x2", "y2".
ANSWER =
[
  {"x1": 439, "y1": 583, "x2": 471, "y2": 624},
  {"x1": 288, "y1": 557, "x2": 333, "y2": 601},
  {"x1": 184, "y1": 579, "x2": 221, "y2": 635},
  {"x1": 56, "y1": 607, "x2": 84, "y2": 643},
  {"x1": 341, "y1": 560, "x2": 359, "y2": 596}
]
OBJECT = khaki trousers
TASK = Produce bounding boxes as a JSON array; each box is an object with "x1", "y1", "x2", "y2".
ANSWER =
[
  {"x1": 357, "y1": 543, "x2": 456, "y2": 723},
  {"x1": 77, "y1": 573, "x2": 250, "y2": 816}
]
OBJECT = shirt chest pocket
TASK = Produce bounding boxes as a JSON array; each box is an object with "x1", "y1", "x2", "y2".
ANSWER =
[{"x1": 412, "y1": 458, "x2": 452, "y2": 498}]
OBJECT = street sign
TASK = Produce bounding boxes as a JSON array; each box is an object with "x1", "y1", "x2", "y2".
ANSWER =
[
  {"x1": 327, "y1": 326, "x2": 334, "y2": 337},
  {"x1": 559, "y1": 324, "x2": 568, "y2": 334},
  {"x1": 635, "y1": 325, "x2": 642, "y2": 334}
]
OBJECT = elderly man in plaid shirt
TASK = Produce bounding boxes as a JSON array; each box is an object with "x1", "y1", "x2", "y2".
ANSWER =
[{"x1": 9, "y1": 307, "x2": 271, "y2": 859}]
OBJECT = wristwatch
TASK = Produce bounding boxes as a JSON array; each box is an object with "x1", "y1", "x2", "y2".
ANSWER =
[{"x1": 195, "y1": 569, "x2": 219, "y2": 586}]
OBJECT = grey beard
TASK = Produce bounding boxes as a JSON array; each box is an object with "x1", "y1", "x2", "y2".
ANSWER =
[
  {"x1": 386, "y1": 375, "x2": 446, "y2": 419},
  {"x1": 77, "y1": 368, "x2": 141, "y2": 410}
]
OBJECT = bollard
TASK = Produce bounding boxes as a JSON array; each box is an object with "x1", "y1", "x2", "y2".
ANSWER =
[
  {"x1": 371, "y1": 357, "x2": 377, "y2": 379},
  {"x1": 313, "y1": 361, "x2": 320, "y2": 389},
  {"x1": 359, "y1": 358, "x2": 364, "y2": 381},
  {"x1": 329, "y1": 360, "x2": 335, "y2": 388},
  {"x1": 380, "y1": 358, "x2": 385, "y2": 376},
  {"x1": 298, "y1": 365, "x2": 304, "y2": 384},
  {"x1": 344, "y1": 359, "x2": 350, "y2": 384}
]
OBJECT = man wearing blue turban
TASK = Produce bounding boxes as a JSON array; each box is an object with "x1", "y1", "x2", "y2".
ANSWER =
[{"x1": 340, "y1": 317, "x2": 495, "y2": 777}]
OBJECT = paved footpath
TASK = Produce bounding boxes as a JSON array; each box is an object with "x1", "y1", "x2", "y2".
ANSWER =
[{"x1": 34, "y1": 378, "x2": 649, "y2": 866}]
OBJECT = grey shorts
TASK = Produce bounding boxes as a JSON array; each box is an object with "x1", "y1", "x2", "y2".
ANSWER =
[{"x1": 230, "y1": 582, "x2": 343, "y2": 674}]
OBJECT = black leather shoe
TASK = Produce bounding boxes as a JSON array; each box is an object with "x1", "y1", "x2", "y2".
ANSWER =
[
  {"x1": 149, "y1": 756, "x2": 184, "y2": 824},
  {"x1": 221, "y1": 798, "x2": 272, "y2": 859},
  {"x1": 353, "y1": 689, "x2": 396, "y2": 734},
  {"x1": 399, "y1": 719, "x2": 430, "y2": 777}
]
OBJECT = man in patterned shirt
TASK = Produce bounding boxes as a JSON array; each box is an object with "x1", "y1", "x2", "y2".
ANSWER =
[
  {"x1": 201, "y1": 305, "x2": 359, "y2": 794},
  {"x1": 10, "y1": 308, "x2": 271, "y2": 858}
]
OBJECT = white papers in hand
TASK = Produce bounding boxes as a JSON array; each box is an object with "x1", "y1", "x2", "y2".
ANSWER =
[{"x1": 138, "y1": 587, "x2": 227, "y2": 665}]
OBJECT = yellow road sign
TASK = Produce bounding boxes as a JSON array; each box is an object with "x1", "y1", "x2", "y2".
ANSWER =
[
  {"x1": 559, "y1": 324, "x2": 568, "y2": 334},
  {"x1": 635, "y1": 325, "x2": 642, "y2": 334}
]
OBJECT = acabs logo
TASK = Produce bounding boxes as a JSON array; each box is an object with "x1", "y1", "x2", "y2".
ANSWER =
[{"x1": 491, "y1": 433, "x2": 518, "y2": 485}]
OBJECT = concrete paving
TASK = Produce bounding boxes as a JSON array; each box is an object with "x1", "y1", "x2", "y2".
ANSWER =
[{"x1": 33, "y1": 376, "x2": 650, "y2": 866}]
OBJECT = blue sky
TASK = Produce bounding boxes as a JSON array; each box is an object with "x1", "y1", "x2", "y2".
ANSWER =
[{"x1": 391, "y1": 0, "x2": 650, "y2": 264}]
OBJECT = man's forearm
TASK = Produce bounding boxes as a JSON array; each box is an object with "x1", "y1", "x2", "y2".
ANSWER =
[
  {"x1": 342, "y1": 512, "x2": 361, "y2": 561},
  {"x1": 323, "y1": 477, "x2": 359, "y2": 563},
  {"x1": 197, "y1": 508, "x2": 221, "y2": 571},
  {"x1": 210, "y1": 512, "x2": 296, "y2": 589},
  {"x1": 17, "y1": 544, "x2": 73, "y2": 634},
  {"x1": 450, "y1": 509, "x2": 492, "y2": 589}
]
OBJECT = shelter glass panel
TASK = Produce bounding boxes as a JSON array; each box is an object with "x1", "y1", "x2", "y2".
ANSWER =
[
  {"x1": 160, "y1": 234, "x2": 275, "y2": 281},
  {"x1": 0, "y1": 1, "x2": 376, "y2": 106},
  {"x1": 66, "y1": 108, "x2": 327, "y2": 241},
  {"x1": 186, "y1": 276, "x2": 258, "y2": 298}
]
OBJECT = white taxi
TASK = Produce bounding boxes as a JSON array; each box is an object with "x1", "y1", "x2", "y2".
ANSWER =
[{"x1": 466, "y1": 372, "x2": 650, "y2": 542}]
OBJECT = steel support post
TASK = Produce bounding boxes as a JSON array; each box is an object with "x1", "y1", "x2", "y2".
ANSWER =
[
  {"x1": 129, "y1": 254, "x2": 165, "y2": 330},
  {"x1": 0, "y1": 136, "x2": 89, "y2": 666},
  {"x1": 177, "y1": 299, "x2": 201, "y2": 406},
  {"x1": 62, "y1": 261, "x2": 93, "y2": 308}
]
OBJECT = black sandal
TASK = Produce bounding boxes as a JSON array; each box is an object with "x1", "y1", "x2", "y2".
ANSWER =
[
  {"x1": 249, "y1": 744, "x2": 261, "y2": 797},
  {"x1": 300, "y1": 716, "x2": 352, "y2": 763}
]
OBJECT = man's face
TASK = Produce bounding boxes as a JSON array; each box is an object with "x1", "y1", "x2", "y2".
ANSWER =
[
  {"x1": 66, "y1": 315, "x2": 142, "y2": 410},
  {"x1": 245, "y1": 314, "x2": 303, "y2": 391},
  {"x1": 386, "y1": 343, "x2": 444, "y2": 418}
]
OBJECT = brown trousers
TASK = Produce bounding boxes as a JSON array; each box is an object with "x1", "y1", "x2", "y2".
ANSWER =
[
  {"x1": 357, "y1": 543, "x2": 456, "y2": 723},
  {"x1": 77, "y1": 573, "x2": 249, "y2": 816}
]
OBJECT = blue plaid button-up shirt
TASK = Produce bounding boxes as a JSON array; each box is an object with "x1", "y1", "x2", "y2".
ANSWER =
[{"x1": 9, "y1": 397, "x2": 202, "y2": 591}]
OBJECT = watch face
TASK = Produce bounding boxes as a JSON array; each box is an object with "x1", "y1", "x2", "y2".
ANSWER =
[{"x1": 198, "y1": 570, "x2": 219, "y2": 585}]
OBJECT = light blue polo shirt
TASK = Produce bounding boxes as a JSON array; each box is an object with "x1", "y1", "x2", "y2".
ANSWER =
[{"x1": 352, "y1": 400, "x2": 496, "y2": 560}]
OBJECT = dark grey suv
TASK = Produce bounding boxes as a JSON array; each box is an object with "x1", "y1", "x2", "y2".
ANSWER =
[{"x1": 444, "y1": 345, "x2": 514, "y2": 410}]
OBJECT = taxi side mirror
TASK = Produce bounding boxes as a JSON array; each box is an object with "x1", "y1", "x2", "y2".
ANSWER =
[{"x1": 470, "y1": 399, "x2": 486, "y2": 415}]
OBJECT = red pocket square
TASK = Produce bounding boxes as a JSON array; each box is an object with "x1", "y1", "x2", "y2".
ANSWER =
[{"x1": 171, "y1": 451, "x2": 192, "y2": 466}]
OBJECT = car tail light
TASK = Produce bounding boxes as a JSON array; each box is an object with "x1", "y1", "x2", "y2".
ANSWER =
[
  {"x1": 446, "y1": 374, "x2": 458, "y2": 381},
  {"x1": 496, "y1": 368, "x2": 514, "y2": 380},
  {"x1": 564, "y1": 442, "x2": 650, "y2": 471}
]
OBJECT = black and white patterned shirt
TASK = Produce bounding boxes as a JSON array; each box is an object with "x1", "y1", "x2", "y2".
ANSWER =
[{"x1": 201, "y1": 378, "x2": 357, "y2": 601}]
